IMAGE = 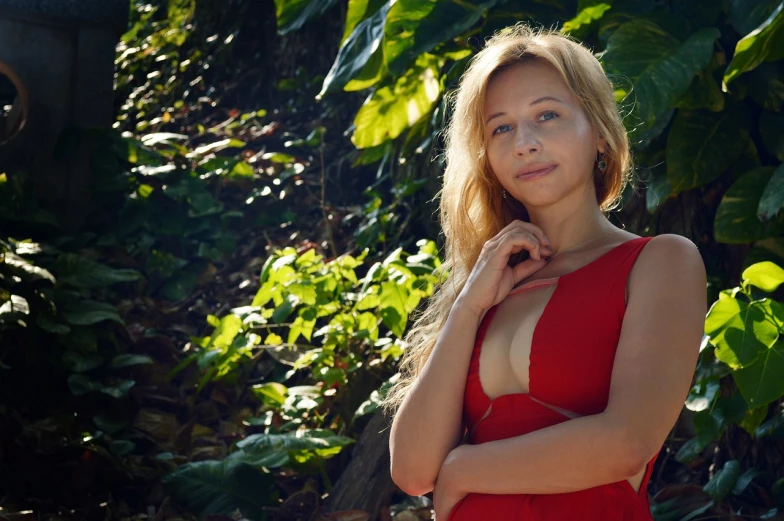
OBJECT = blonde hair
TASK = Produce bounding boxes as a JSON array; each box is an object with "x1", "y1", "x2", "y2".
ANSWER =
[{"x1": 380, "y1": 24, "x2": 633, "y2": 417}]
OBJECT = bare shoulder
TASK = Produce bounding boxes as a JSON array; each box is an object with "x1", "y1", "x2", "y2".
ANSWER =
[{"x1": 629, "y1": 234, "x2": 706, "y2": 294}]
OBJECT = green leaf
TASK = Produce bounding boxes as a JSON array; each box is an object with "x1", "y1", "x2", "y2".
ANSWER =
[
  {"x1": 561, "y1": 3, "x2": 612, "y2": 38},
  {"x1": 707, "y1": 297, "x2": 780, "y2": 369},
  {"x1": 674, "y1": 436, "x2": 704, "y2": 463},
  {"x1": 342, "y1": 0, "x2": 387, "y2": 42},
  {"x1": 739, "y1": 405, "x2": 769, "y2": 436},
  {"x1": 162, "y1": 459, "x2": 277, "y2": 519},
  {"x1": 732, "y1": 467, "x2": 766, "y2": 496},
  {"x1": 274, "y1": 0, "x2": 339, "y2": 35},
  {"x1": 205, "y1": 314, "x2": 243, "y2": 350},
  {"x1": 109, "y1": 354, "x2": 154, "y2": 368},
  {"x1": 758, "y1": 163, "x2": 784, "y2": 221},
  {"x1": 729, "y1": 0, "x2": 783, "y2": 35},
  {"x1": 319, "y1": 1, "x2": 392, "y2": 98},
  {"x1": 352, "y1": 53, "x2": 441, "y2": 149},
  {"x1": 236, "y1": 429, "x2": 354, "y2": 454},
  {"x1": 759, "y1": 110, "x2": 784, "y2": 161},
  {"x1": 734, "y1": 338, "x2": 784, "y2": 408},
  {"x1": 723, "y1": 3, "x2": 784, "y2": 87},
  {"x1": 675, "y1": 54, "x2": 725, "y2": 112},
  {"x1": 384, "y1": 0, "x2": 501, "y2": 75},
  {"x1": 63, "y1": 352, "x2": 104, "y2": 372},
  {"x1": 600, "y1": 20, "x2": 719, "y2": 139},
  {"x1": 715, "y1": 167, "x2": 784, "y2": 243},
  {"x1": 666, "y1": 107, "x2": 750, "y2": 195},
  {"x1": 100, "y1": 379, "x2": 136, "y2": 399},
  {"x1": 68, "y1": 374, "x2": 101, "y2": 396},
  {"x1": 186, "y1": 138, "x2": 245, "y2": 158},
  {"x1": 62, "y1": 300, "x2": 124, "y2": 326},
  {"x1": 703, "y1": 460, "x2": 742, "y2": 501},
  {"x1": 744, "y1": 261, "x2": 784, "y2": 292},
  {"x1": 2, "y1": 252, "x2": 56, "y2": 283},
  {"x1": 253, "y1": 382, "x2": 288, "y2": 406}
]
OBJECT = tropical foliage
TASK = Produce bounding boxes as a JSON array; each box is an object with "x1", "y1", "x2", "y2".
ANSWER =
[{"x1": 1, "y1": 0, "x2": 784, "y2": 520}]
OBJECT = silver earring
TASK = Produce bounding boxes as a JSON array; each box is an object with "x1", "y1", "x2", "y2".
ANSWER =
[
  {"x1": 597, "y1": 152, "x2": 607, "y2": 171},
  {"x1": 502, "y1": 188, "x2": 507, "y2": 199}
]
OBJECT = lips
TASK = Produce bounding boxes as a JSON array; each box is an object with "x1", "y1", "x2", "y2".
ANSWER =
[{"x1": 516, "y1": 164, "x2": 557, "y2": 180}]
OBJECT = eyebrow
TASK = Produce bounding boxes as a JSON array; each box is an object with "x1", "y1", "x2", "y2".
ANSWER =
[{"x1": 485, "y1": 96, "x2": 565, "y2": 125}]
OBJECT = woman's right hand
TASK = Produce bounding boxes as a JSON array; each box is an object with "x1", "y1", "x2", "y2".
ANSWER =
[{"x1": 457, "y1": 220, "x2": 552, "y2": 315}]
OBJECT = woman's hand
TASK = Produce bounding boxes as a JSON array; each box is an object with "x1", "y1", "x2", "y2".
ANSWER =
[
  {"x1": 457, "y1": 220, "x2": 552, "y2": 315},
  {"x1": 432, "y1": 445, "x2": 471, "y2": 521}
]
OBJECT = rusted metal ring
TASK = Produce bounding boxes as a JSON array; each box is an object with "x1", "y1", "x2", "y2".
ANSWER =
[{"x1": 0, "y1": 60, "x2": 28, "y2": 145}]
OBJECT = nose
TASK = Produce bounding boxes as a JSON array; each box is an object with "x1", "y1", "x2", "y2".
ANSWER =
[{"x1": 514, "y1": 125, "x2": 540, "y2": 157}]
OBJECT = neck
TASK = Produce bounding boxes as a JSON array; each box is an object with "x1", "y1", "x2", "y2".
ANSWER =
[{"x1": 525, "y1": 190, "x2": 614, "y2": 255}]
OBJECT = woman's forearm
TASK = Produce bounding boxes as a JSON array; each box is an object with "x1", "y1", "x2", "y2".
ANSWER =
[
  {"x1": 389, "y1": 299, "x2": 485, "y2": 496},
  {"x1": 444, "y1": 412, "x2": 643, "y2": 495}
]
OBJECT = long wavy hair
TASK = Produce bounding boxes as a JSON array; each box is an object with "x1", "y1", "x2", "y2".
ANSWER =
[{"x1": 380, "y1": 24, "x2": 633, "y2": 417}]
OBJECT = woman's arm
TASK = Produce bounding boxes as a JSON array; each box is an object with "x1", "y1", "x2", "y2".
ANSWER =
[
  {"x1": 389, "y1": 299, "x2": 484, "y2": 496},
  {"x1": 439, "y1": 412, "x2": 639, "y2": 495}
]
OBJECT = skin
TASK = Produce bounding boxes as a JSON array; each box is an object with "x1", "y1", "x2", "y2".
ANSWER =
[{"x1": 431, "y1": 61, "x2": 707, "y2": 520}]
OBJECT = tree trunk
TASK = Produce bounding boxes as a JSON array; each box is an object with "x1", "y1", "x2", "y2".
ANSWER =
[{"x1": 322, "y1": 410, "x2": 396, "y2": 521}]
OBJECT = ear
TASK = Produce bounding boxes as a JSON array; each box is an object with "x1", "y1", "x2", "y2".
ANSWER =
[{"x1": 597, "y1": 134, "x2": 607, "y2": 155}]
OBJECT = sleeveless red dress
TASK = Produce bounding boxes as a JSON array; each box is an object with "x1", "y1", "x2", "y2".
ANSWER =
[{"x1": 447, "y1": 236, "x2": 660, "y2": 521}]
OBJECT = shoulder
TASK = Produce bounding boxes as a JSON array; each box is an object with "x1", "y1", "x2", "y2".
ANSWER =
[{"x1": 629, "y1": 234, "x2": 706, "y2": 296}]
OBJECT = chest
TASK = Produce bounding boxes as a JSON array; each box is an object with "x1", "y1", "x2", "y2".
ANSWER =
[{"x1": 477, "y1": 276, "x2": 627, "y2": 418}]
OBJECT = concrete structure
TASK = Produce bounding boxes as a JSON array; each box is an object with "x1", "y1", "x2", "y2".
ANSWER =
[{"x1": 0, "y1": 0, "x2": 128, "y2": 231}]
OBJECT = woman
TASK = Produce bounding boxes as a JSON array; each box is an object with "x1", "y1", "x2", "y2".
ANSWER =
[{"x1": 383, "y1": 24, "x2": 706, "y2": 520}]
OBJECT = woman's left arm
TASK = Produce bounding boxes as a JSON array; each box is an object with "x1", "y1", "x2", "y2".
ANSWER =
[{"x1": 437, "y1": 234, "x2": 707, "y2": 497}]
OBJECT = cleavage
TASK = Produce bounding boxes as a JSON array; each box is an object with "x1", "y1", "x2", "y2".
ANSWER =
[{"x1": 478, "y1": 281, "x2": 581, "y2": 420}]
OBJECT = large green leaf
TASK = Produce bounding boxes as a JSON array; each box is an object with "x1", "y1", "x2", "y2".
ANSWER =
[
  {"x1": 674, "y1": 53, "x2": 725, "y2": 112},
  {"x1": 352, "y1": 53, "x2": 441, "y2": 149},
  {"x1": 384, "y1": 0, "x2": 501, "y2": 75},
  {"x1": 62, "y1": 300, "x2": 124, "y2": 326},
  {"x1": 561, "y1": 3, "x2": 612, "y2": 39},
  {"x1": 758, "y1": 163, "x2": 784, "y2": 221},
  {"x1": 729, "y1": 0, "x2": 783, "y2": 35},
  {"x1": 743, "y1": 261, "x2": 784, "y2": 292},
  {"x1": 666, "y1": 107, "x2": 750, "y2": 195},
  {"x1": 704, "y1": 297, "x2": 777, "y2": 369},
  {"x1": 162, "y1": 459, "x2": 277, "y2": 520},
  {"x1": 723, "y1": 2, "x2": 784, "y2": 87},
  {"x1": 734, "y1": 338, "x2": 784, "y2": 408},
  {"x1": 714, "y1": 167, "x2": 784, "y2": 243},
  {"x1": 56, "y1": 254, "x2": 141, "y2": 289},
  {"x1": 600, "y1": 20, "x2": 719, "y2": 139},
  {"x1": 342, "y1": 0, "x2": 388, "y2": 43},
  {"x1": 273, "y1": 0, "x2": 339, "y2": 35},
  {"x1": 703, "y1": 460, "x2": 742, "y2": 501},
  {"x1": 319, "y1": 1, "x2": 392, "y2": 98},
  {"x1": 237, "y1": 429, "x2": 354, "y2": 452}
]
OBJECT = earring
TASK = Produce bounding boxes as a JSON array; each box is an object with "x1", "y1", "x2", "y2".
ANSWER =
[
  {"x1": 597, "y1": 152, "x2": 607, "y2": 171},
  {"x1": 502, "y1": 188, "x2": 507, "y2": 199}
]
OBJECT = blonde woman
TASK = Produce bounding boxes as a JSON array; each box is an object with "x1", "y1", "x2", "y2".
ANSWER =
[{"x1": 383, "y1": 24, "x2": 706, "y2": 520}]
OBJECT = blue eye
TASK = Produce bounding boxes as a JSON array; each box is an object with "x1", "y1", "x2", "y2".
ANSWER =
[
  {"x1": 492, "y1": 124, "x2": 512, "y2": 135},
  {"x1": 539, "y1": 111, "x2": 558, "y2": 121}
]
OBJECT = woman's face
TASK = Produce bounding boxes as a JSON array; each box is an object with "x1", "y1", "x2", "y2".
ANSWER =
[{"x1": 483, "y1": 60, "x2": 605, "y2": 210}]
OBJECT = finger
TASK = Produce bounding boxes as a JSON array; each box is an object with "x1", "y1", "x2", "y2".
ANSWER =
[
  {"x1": 512, "y1": 257, "x2": 548, "y2": 283},
  {"x1": 510, "y1": 219, "x2": 549, "y2": 246},
  {"x1": 504, "y1": 231, "x2": 543, "y2": 260}
]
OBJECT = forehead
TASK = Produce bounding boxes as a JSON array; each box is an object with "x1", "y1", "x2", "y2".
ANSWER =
[{"x1": 484, "y1": 60, "x2": 573, "y2": 109}]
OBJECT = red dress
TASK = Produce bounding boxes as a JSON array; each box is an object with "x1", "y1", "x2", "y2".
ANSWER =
[{"x1": 447, "y1": 237, "x2": 660, "y2": 521}]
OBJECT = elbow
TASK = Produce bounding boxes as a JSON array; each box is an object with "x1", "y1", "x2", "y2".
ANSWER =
[{"x1": 390, "y1": 461, "x2": 435, "y2": 497}]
